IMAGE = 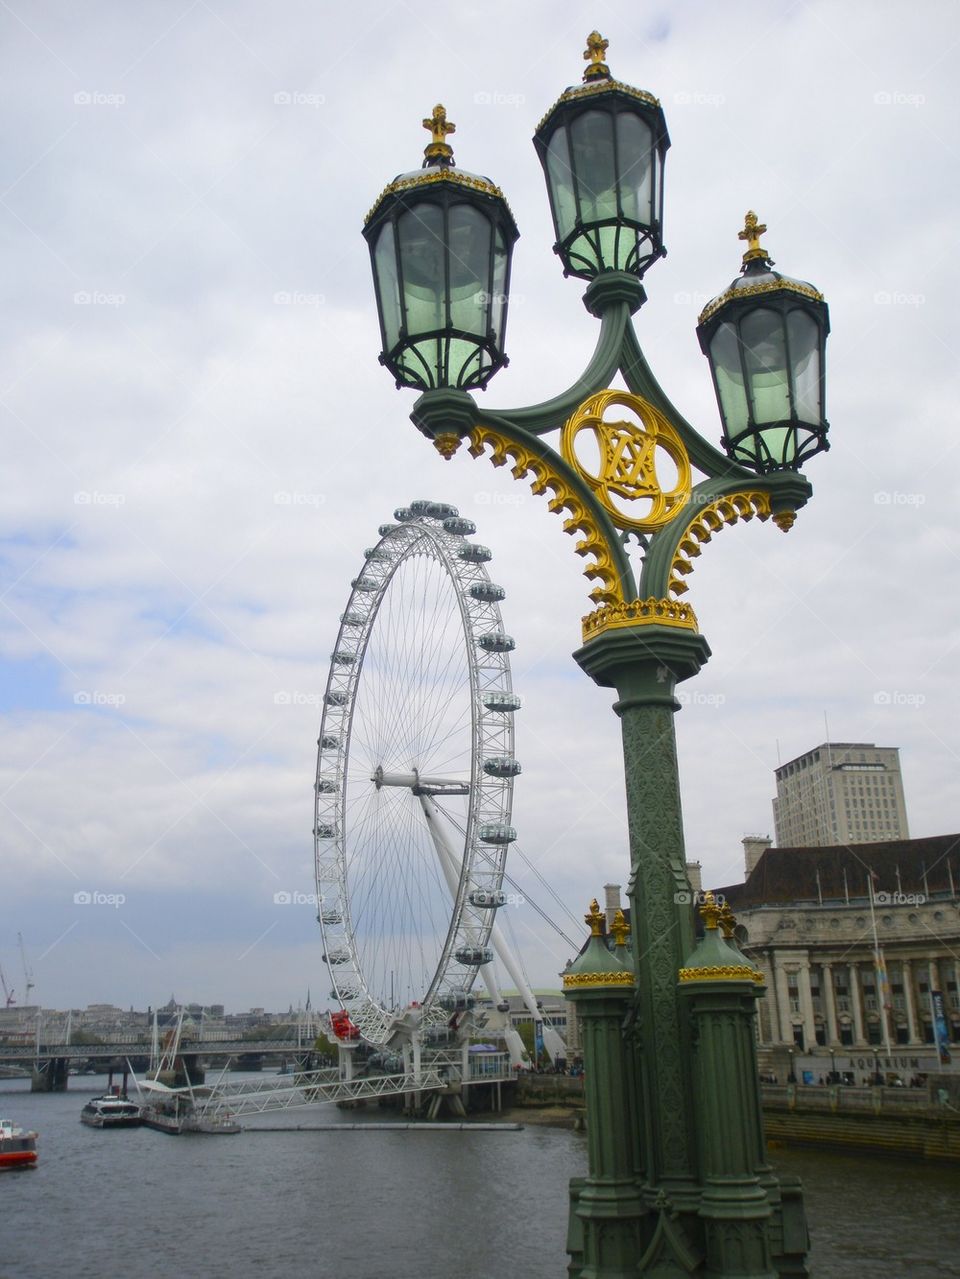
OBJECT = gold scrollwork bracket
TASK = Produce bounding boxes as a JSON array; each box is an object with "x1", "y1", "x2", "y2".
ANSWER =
[
  {"x1": 464, "y1": 424, "x2": 627, "y2": 607},
  {"x1": 666, "y1": 491, "x2": 799, "y2": 598}
]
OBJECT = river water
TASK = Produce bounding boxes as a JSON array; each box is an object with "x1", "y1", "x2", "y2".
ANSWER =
[{"x1": 2, "y1": 1076, "x2": 959, "y2": 1278}]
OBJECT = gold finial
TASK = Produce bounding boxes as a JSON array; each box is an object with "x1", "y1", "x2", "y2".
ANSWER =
[
  {"x1": 582, "y1": 31, "x2": 610, "y2": 82},
  {"x1": 738, "y1": 210, "x2": 769, "y2": 265},
  {"x1": 610, "y1": 909, "x2": 631, "y2": 948},
  {"x1": 585, "y1": 898, "x2": 605, "y2": 937},
  {"x1": 433, "y1": 432, "x2": 461, "y2": 460},
  {"x1": 423, "y1": 104, "x2": 456, "y2": 165},
  {"x1": 698, "y1": 890, "x2": 724, "y2": 931},
  {"x1": 718, "y1": 902, "x2": 737, "y2": 940}
]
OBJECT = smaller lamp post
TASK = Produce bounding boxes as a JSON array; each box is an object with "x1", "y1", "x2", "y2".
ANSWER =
[
  {"x1": 787, "y1": 1046, "x2": 796, "y2": 1084},
  {"x1": 829, "y1": 1046, "x2": 837, "y2": 1085}
]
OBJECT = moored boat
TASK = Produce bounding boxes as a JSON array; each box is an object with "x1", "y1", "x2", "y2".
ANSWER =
[
  {"x1": 80, "y1": 1094, "x2": 143, "y2": 1129},
  {"x1": 0, "y1": 1118, "x2": 38, "y2": 1170}
]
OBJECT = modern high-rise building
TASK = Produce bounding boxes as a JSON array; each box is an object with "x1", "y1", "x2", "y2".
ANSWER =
[{"x1": 773, "y1": 742, "x2": 909, "y2": 847}]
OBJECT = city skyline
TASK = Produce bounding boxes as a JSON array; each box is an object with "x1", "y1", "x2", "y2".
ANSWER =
[{"x1": 1, "y1": 1, "x2": 958, "y2": 1008}]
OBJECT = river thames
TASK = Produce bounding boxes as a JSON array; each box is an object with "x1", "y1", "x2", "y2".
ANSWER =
[{"x1": 3, "y1": 1077, "x2": 960, "y2": 1278}]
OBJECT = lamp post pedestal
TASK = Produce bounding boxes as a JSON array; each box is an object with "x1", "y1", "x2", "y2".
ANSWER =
[{"x1": 564, "y1": 908, "x2": 644, "y2": 1278}]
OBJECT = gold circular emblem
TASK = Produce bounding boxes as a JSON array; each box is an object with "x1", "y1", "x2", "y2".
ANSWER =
[{"x1": 561, "y1": 390, "x2": 692, "y2": 532}]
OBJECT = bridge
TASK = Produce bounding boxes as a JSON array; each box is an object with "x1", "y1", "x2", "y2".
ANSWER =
[
  {"x1": 0, "y1": 1039, "x2": 304, "y2": 1063},
  {"x1": 194, "y1": 1052, "x2": 515, "y2": 1122}
]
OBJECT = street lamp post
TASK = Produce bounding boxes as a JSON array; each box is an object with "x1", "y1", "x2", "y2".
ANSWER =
[{"x1": 363, "y1": 33, "x2": 829, "y2": 1278}]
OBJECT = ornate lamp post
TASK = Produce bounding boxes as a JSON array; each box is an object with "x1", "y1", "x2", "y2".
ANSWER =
[{"x1": 363, "y1": 33, "x2": 829, "y2": 1278}]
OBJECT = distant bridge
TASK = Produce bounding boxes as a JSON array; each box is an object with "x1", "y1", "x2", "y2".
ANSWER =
[{"x1": 0, "y1": 1039, "x2": 310, "y2": 1063}]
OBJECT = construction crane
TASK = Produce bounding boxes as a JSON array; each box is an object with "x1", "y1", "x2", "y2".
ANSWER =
[
  {"x1": 17, "y1": 934, "x2": 34, "y2": 1005},
  {"x1": 0, "y1": 962, "x2": 14, "y2": 1007}
]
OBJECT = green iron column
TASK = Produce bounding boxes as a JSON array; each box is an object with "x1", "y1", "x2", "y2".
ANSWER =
[
  {"x1": 564, "y1": 901, "x2": 644, "y2": 1279},
  {"x1": 574, "y1": 623, "x2": 711, "y2": 1216}
]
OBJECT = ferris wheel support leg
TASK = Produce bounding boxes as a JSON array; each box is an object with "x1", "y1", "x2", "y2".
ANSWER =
[
  {"x1": 419, "y1": 794, "x2": 542, "y2": 1069},
  {"x1": 338, "y1": 1042, "x2": 356, "y2": 1082}
]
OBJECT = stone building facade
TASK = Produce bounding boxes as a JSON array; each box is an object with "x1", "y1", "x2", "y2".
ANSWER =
[{"x1": 719, "y1": 833, "x2": 960, "y2": 1080}]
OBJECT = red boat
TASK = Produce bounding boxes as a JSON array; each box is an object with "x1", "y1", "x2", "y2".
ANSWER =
[{"x1": 0, "y1": 1117, "x2": 38, "y2": 1170}]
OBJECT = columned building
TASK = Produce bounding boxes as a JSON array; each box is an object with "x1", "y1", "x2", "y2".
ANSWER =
[
  {"x1": 718, "y1": 833, "x2": 960, "y2": 1081},
  {"x1": 773, "y1": 742, "x2": 909, "y2": 847}
]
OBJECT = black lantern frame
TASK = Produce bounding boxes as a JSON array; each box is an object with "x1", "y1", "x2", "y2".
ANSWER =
[
  {"x1": 533, "y1": 80, "x2": 669, "y2": 281},
  {"x1": 363, "y1": 174, "x2": 519, "y2": 393},
  {"x1": 697, "y1": 262, "x2": 831, "y2": 474}
]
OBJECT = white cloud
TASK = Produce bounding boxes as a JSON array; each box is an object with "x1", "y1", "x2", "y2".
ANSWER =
[{"x1": 2, "y1": 0, "x2": 958, "y2": 1009}]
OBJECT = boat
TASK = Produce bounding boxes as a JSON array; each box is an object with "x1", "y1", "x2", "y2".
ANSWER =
[
  {"x1": 0, "y1": 1118, "x2": 38, "y2": 1170},
  {"x1": 80, "y1": 1093, "x2": 143, "y2": 1129},
  {"x1": 136, "y1": 1080, "x2": 240, "y2": 1135}
]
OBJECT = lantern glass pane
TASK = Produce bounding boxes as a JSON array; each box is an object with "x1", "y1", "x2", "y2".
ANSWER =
[
  {"x1": 490, "y1": 227, "x2": 508, "y2": 342},
  {"x1": 448, "y1": 203, "x2": 491, "y2": 338},
  {"x1": 570, "y1": 110, "x2": 617, "y2": 224},
  {"x1": 373, "y1": 221, "x2": 401, "y2": 351},
  {"x1": 546, "y1": 129, "x2": 577, "y2": 239},
  {"x1": 615, "y1": 112, "x2": 653, "y2": 225},
  {"x1": 787, "y1": 309, "x2": 822, "y2": 424},
  {"x1": 398, "y1": 203, "x2": 445, "y2": 338},
  {"x1": 710, "y1": 321, "x2": 750, "y2": 438},
  {"x1": 741, "y1": 308, "x2": 791, "y2": 424}
]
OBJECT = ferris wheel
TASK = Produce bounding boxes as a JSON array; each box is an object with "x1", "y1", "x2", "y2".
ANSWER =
[{"x1": 314, "y1": 500, "x2": 526, "y2": 1050}]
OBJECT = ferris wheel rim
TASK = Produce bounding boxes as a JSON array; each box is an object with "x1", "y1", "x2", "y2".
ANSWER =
[{"x1": 314, "y1": 502, "x2": 519, "y2": 1046}]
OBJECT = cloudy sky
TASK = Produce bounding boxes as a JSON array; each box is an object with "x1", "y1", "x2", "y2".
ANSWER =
[{"x1": 1, "y1": 0, "x2": 957, "y2": 1014}]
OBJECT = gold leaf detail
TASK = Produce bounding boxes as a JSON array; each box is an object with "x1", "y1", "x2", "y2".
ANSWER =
[
  {"x1": 581, "y1": 597, "x2": 698, "y2": 644},
  {"x1": 560, "y1": 390, "x2": 692, "y2": 533},
  {"x1": 365, "y1": 169, "x2": 514, "y2": 226},
  {"x1": 678, "y1": 966, "x2": 765, "y2": 984},
  {"x1": 697, "y1": 278, "x2": 824, "y2": 327},
  {"x1": 467, "y1": 425, "x2": 624, "y2": 607},
  {"x1": 563, "y1": 971, "x2": 636, "y2": 988},
  {"x1": 433, "y1": 432, "x2": 461, "y2": 460}
]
